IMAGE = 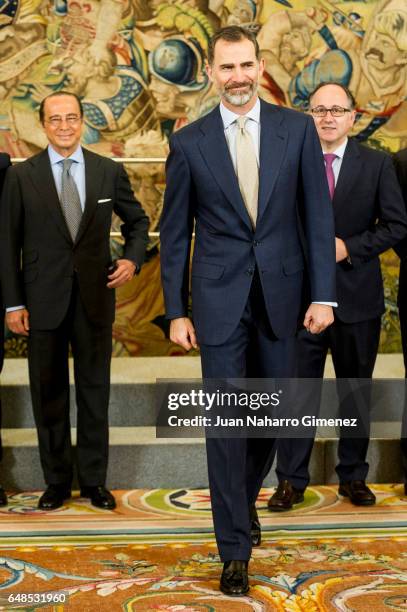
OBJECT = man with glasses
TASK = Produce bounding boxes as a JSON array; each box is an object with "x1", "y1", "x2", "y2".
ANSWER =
[
  {"x1": 269, "y1": 82, "x2": 407, "y2": 511},
  {"x1": 0, "y1": 92, "x2": 149, "y2": 510}
]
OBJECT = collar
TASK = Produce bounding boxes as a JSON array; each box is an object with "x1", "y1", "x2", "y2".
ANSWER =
[
  {"x1": 220, "y1": 97, "x2": 261, "y2": 129},
  {"x1": 322, "y1": 138, "x2": 348, "y2": 160},
  {"x1": 48, "y1": 144, "x2": 84, "y2": 166}
]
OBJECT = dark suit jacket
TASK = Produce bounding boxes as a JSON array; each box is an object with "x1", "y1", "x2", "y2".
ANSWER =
[
  {"x1": 335, "y1": 139, "x2": 407, "y2": 323},
  {"x1": 394, "y1": 148, "x2": 407, "y2": 307},
  {"x1": 0, "y1": 152, "x2": 11, "y2": 372},
  {"x1": 0, "y1": 148, "x2": 149, "y2": 330},
  {"x1": 160, "y1": 99, "x2": 336, "y2": 346}
]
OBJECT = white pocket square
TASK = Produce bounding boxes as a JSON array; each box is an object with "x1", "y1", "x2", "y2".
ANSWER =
[{"x1": 98, "y1": 198, "x2": 112, "y2": 203}]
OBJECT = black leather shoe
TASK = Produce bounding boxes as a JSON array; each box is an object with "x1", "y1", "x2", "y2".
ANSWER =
[
  {"x1": 250, "y1": 505, "x2": 261, "y2": 546},
  {"x1": 80, "y1": 486, "x2": 116, "y2": 509},
  {"x1": 404, "y1": 483, "x2": 407, "y2": 496},
  {"x1": 38, "y1": 485, "x2": 71, "y2": 510},
  {"x1": 220, "y1": 560, "x2": 249, "y2": 596},
  {"x1": 0, "y1": 486, "x2": 7, "y2": 507},
  {"x1": 338, "y1": 481, "x2": 376, "y2": 506},
  {"x1": 268, "y1": 480, "x2": 305, "y2": 512}
]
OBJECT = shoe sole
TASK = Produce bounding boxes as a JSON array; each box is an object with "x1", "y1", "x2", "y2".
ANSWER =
[{"x1": 220, "y1": 586, "x2": 250, "y2": 596}]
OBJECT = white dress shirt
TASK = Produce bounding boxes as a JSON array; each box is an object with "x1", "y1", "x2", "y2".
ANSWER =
[{"x1": 322, "y1": 138, "x2": 348, "y2": 186}]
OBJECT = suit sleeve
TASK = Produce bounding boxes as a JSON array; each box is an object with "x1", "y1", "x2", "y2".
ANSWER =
[
  {"x1": 300, "y1": 115, "x2": 336, "y2": 302},
  {"x1": 113, "y1": 162, "x2": 150, "y2": 271},
  {"x1": 159, "y1": 133, "x2": 194, "y2": 319},
  {"x1": 345, "y1": 154, "x2": 407, "y2": 265},
  {"x1": 0, "y1": 153, "x2": 11, "y2": 194},
  {"x1": 393, "y1": 151, "x2": 407, "y2": 260},
  {"x1": 0, "y1": 167, "x2": 25, "y2": 308},
  {"x1": 0, "y1": 153, "x2": 11, "y2": 310}
]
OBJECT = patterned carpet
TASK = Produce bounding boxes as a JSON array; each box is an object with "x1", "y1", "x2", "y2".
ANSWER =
[{"x1": 0, "y1": 485, "x2": 407, "y2": 610}]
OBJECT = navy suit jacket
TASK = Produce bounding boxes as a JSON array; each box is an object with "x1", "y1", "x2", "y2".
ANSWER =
[
  {"x1": 160, "y1": 99, "x2": 336, "y2": 346},
  {"x1": 394, "y1": 147, "x2": 407, "y2": 307},
  {"x1": 334, "y1": 139, "x2": 407, "y2": 323}
]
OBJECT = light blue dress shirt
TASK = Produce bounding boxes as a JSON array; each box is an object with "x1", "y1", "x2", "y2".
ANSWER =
[{"x1": 48, "y1": 144, "x2": 86, "y2": 211}]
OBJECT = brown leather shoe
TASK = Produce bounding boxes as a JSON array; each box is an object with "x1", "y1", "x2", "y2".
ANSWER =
[
  {"x1": 338, "y1": 481, "x2": 376, "y2": 506},
  {"x1": 268, "y1": 480, "x2": 305, "y2": 512},
  {"x1": 220, "y1": 560, "x2": 249, "y2": 596},
  {"x1": 249, "y1": 505, "x2": 261, "y2": 547}
]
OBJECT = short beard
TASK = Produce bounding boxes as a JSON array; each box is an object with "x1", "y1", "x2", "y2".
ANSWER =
[{"x1": 221, "y1": 81, "x2": 257, "y2": 106}]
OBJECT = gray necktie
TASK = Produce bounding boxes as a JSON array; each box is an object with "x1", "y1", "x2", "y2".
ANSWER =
[
  {"x1": 236, "y1": 116, "x2": 259, "y2": 228},
  {"x1": 59, "y1": 158, "x2": 82, "y2": 241}
]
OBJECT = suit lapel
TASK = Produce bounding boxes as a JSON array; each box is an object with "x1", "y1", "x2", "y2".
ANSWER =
[
  {"x1": 29, "y1": 150, "x2": 72, "y2": 244},
  {"x1": 74, "y1": 149, "x2": 103, "y2": 245},
  {"x1": 197, "y1": 106, "x2": 252, "y2": 230},
  {"x1": 257, "y1": 101, "x2": 288, "y2": 223},
  {"x1": 333, "y1": 138, "x2": 361, "y2": 213}
]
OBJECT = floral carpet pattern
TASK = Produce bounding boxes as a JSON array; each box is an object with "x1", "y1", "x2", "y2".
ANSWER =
[{"x1": 0, "y1": 485, "x2": 407, "y2": 610}]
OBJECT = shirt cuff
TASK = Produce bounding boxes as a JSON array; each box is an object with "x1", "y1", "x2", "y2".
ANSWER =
[
  {"x1": 6, "y1": 305, "x2": 25, "y2": 312},
  {"x1": 312, "y1": 301, "x2": 338, "y2": 307}
]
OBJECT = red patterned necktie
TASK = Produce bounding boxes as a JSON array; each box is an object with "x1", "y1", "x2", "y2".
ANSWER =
[{"x1": 323, "y1": 153, "x2": 337, "y2": 200}]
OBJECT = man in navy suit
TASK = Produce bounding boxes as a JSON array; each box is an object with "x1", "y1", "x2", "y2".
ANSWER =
[
  {"x1": 0, "y1": 152, "x2": 11, "y2": 506},
  {"x1": 160, "y1": 26, "x2": 336, "y2": 595},
  {"x1": 269, "y1": 83, "x2": 407, "y2": 512}
]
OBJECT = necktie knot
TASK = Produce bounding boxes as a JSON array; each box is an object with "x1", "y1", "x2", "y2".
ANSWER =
[
  {"x1": 61, "y1": 158, "x2": 74, "y2": 173},
  {"x1": 323, "y1": 153, "x2": 337, "y2": 167},
  {"x1": 237, "y1": 116, "x2": 248, "y2": 131}
]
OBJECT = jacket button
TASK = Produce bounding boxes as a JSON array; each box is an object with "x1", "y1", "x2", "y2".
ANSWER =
[
  {"x1": 246, "y1": 268, "x2": 254, "y2": 276},
  {"x1": 253, "y1": 240, "x2": 260, "y2": 246}
]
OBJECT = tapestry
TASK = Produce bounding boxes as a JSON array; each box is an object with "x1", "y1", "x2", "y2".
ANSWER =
[{"x1": 0, "y1": 0, "x2": 405, "y2": 356}]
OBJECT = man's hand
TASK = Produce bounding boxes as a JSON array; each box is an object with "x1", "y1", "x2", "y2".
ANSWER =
[
  {"x1": 170, "y1": 317, "x2": 198, "y2": 351},
  {"x1": 107, "y1": 259, "x2": 136, "y2": 288},
  {"x1": 6, "y1": 309, "x2": 30, "y2": 336},
  {"x1": 335, "y1": 237, "x2": 349, "y2": 262},
  {"x1": 303, "y1": 304, "x2": 334, "y2": 334}
]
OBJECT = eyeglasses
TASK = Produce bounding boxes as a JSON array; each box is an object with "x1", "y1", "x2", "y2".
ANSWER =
[
  {"x1": 311, "y1": 106, "x2": 352, "y2": 117},
  {"x1": 45, "y1": 115, "x2": 82, "y2": 127}
]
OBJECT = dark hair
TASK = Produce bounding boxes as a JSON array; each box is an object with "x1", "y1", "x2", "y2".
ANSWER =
[
  {"x1": 39, "y1": 91, "x2": 84, "y2": 124},
  {"x1": 309, "y1": 82, "x2": 356, "y2": 109},
  {"x1": 207, "y1": 26, "x2": 260, "y2": 65}
]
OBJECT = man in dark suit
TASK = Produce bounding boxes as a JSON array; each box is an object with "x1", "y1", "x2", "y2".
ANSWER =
[
  {"x1": 0, "y1": 152, "x2": 11, "y2": 507},
  {"x1": 394, "y1": 148, "x2": 407, "y2": 490},
  {"x1": 269, "y1": 83, "x2": 407, "y2": 512},
  {"x1": 0, "y1": 92, "x2": 149, "y2": 511},
  {"x1": 160, "y1": 26, "x2": 336, "y2": 595}
]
